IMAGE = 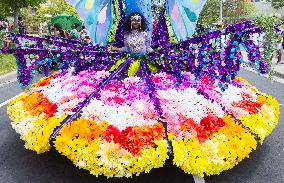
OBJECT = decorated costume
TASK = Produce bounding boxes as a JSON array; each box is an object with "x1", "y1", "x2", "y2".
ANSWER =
[{"x1": 2, "y1": 0, "x2": 280, "y2": 178}]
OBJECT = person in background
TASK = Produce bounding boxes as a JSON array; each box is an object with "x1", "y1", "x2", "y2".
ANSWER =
[
  {"x1": 0, "y1": 18, "x2": 3, "y2": 31},
  {"x1": 277, "y1": 31, "x2": 284, "y2": 64},
  {"x1": 18, "y1": 17, "x2": 25, "y2": 34},
  {"x1": 69, "y1": 23, "x2": 80, "y2": 39},
  {"x1": 53, "y1": 24, "x2": 65, "y2": 37},
  {"x1": 42, "y1": 21, "x2": 48, "y2": 35},
  {"x1": 39, "y1": 22, "x2": 44, "y2": 35},
  {"x1": 2, "y1": 19, "x2": 9, "y2": 33},
  {"x1": 80, "y1": 25, "x2": 91, "y2": 43}
]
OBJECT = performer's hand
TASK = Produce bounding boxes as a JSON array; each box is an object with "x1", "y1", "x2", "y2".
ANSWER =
[
  {"x1": 112, "y1": 46, "x2": 120, "y2": 52},
  {"x1": 107, "y1": 46, "x2": 112, "y2": 52}
]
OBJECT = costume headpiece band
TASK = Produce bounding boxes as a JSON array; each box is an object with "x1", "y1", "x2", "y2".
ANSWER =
[{"x1": 131, "y1": 14, "x2": 141, "y2": 21}]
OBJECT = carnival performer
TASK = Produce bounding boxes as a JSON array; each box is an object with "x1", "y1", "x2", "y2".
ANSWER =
[
  {"x1": 111, "y1": 12, "x2": 153, "y2": 54},
  {"x1": 4, "y1": 0, "x2": 280, "y2": 179}
]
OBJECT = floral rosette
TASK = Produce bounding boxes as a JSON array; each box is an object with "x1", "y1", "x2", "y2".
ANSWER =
[
  {"x1": 151, "y1": 72, "x2": 259, "y2": 176},
  {"x1": 196, "y1": 75, "x2": 280, "y2": 142},
  {"x1": 54, "y1": 76, "x2": 168, "y2": 177},
  {"x1": 7, "y1": 70, "x2": 110, "y2": 153}
]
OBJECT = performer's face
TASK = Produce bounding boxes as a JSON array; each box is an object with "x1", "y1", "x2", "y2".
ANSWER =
[
  {"x1": 131, "y1": 20, "x2": 141, "y2": 29},
  {"x1": 131, "y1": 15, "x2": 141, "y2": 30}
]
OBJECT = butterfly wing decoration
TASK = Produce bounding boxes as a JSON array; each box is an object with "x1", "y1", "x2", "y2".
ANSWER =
[
  {"x1": 166, "y1": 0, "x2": 207, "y2": 41},
  {"x1": 66, "y1": 0, "x2": 113, "y2": 46},
  {"x1": 67, "y1": 0, "x2": 205, "y2": 44}
]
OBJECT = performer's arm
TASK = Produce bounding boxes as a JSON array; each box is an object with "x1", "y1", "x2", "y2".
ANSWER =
[
  {"x1": 118, "y1": 41, "x2": 130, "y2": 52},
  {"x1": 145, "y1": 32, "x2": 153, "y2": 53},
  {"x1": 112, "y1": 41, "x2": 129, "y2": 52}
]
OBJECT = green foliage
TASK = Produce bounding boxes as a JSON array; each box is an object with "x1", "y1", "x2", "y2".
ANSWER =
[
  {"x1": 0, "y1": 32, "x2": 8, "y2": 48},
  {"x1": 198, "y1": 0, "x2": 220, "y2": 26},
  {"x1": 0, "y1": 0, "x2": 46, "y2": 28},
  {"x1": 198, "y1": 0, "x2": 257, "y2": 26},
  {"x1": 35, "y1": 0, "x2": 79, "y2": 19},
  {"x1": 22, "y1": 0, "x2": 79, "y2": 34},
  {"x1": 0, "y1": 54, "x2": 17, "y2": 75},
  {"x1": 253, "y1": 15, "x2": 284, "y2": 76},
  {"x1": 0, "y1": 0, "x2": 46, "y2": 16},
  {"x1": 0, "y1": 1, "x2": 12, "y2": 18},
  {"x1": 272, "y1": 0, "x2": 284, "y2": 10},
  {"x1": 1, "y1": 0, "x2": 46, "y2": 9}
]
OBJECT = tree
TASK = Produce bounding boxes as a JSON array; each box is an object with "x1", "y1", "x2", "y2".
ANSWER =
[
  {"x1": 22, "y1": 0, "x2": 79, "y2": 34},
  {"x1": 198, "y1": 0, "x2": 257, "y2": 26},
  {"x1": 0, "y1": 0, "x2": 46, "y2": 27},
  {"x1": 223, "y1": 0, "x2": 257, "y2": 22},
  {"x1": 253, "y1": 15, "x2": 284, "y2": 77},
  {"x1": 0, "y1": 1, "x2": 12, "y2": 18},
  {"x1": 198, "y1": 0, "x2": 220, "y2": 26},
  {"x1": 35, "y1": 0, "x2": 79, "y2": 19},
  {"x1": 272, "y1": 0, "x2": 284, "y2": 10}
]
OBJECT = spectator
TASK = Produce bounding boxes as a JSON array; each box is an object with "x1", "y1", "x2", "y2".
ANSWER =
[
  {"x1": 4, "y1": 19, "x2": 9, "y2": 32},
  {"x1": 68, "y1": 23, "x2": 80, "y2": 39},
  {"x1": 0, "y1": 18, "x2": 3, "y2": 31},
  {"x1": 18, "y1": 17, "x2": 25, "y2": 34},
  {"x1": 53, "y1": 24, "x2": 65, "y2": 37},
  {"x1": 277, "y1": 31, "x2": 284, "y2": 64},
  {"x1": 39, "y1": 21, "x2": 48, "y2": 35},
  {"x1": 39, "y1": 22, "x2": 43, "y2": 35},
  {"x1": 80, "y1": 25, "x2": 91, "y2": 42}
]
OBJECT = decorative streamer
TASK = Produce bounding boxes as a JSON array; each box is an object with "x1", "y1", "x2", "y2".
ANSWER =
[{"x1": 1, "y1": 21, "x2": 268, "y2": 88}]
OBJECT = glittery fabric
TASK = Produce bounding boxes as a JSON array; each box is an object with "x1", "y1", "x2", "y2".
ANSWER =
[{"x1": 119, "y1": 30, "x2": 153, "y2": 54}]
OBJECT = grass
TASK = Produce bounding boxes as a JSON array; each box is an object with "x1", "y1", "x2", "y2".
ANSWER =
[{"x1": 0, "y1": 54, "x2": 17, "y2": 75}]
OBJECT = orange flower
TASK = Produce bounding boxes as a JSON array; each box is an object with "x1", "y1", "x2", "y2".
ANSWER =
[
  {"x1": 21, "y1": 92, "x2": 57, "y2": 119},
  {"x1": 59, "y1": 118, "x2": 109, "y2": 143},
  {"x1": 32, "y1": 72, "x2": 59, "y2": 87}
]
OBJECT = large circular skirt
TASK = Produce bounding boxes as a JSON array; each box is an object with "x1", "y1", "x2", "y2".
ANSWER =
[{"x1": 7, "y1": 69, "x2": 280, "y2": 177}]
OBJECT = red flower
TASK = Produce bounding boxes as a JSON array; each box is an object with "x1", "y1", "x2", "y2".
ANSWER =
[
  {"x1": 112, "y1": 96, "x2": 125, "y2": 104},
  {"x1": 232, "y1": 100, "x2": 262, "y2": 114},
  {"x1": 103, "y1": 125, "x2": 126, "y2": 144},
  {"x1": 152, "y1": 77, "x2": 161, "y2": 84},
  {"x1": 103, "y1": 124, "x2": 165, "y2": 156},
  {"x1": 178, "y1": 114, "x2": 225, "y2": 143}
]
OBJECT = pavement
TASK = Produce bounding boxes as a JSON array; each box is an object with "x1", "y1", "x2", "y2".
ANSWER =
[
  {"x1": 0, "y1": 71, "x2": 17, "y2": 87},
  {"x1": 272, "y1": 62, "x2": 284, "y2": 79}
]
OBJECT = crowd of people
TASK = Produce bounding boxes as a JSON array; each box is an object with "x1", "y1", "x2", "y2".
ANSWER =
[
  {"x1": 0, "y1": 18, "x2": 10, "y2": 32},
  {"x1": 0, "y1": 17, "x2": 26, "y2": 34},
  {"x1": 0, "y1": 18, "x2": 12, "y2": 47}
]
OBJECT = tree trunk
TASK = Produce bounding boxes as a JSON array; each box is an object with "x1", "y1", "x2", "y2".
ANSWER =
[{"x1": 14, "y1": 6, "x2": 20, "y2": 29}]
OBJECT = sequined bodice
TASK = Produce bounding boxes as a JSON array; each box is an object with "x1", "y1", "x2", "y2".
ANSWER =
[{"x1": 126, "y1": 30, "x2": 147, "y2": 53}]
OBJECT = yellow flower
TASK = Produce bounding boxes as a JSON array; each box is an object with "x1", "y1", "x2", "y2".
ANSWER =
[
  {"x1": 7, "y1": 92, "x2": 66, "y2": 154},
  {"x1": 171, "y1": 115, "x2": 257, "y2": 177},
  {"x1": 240, "y1": 94, "x2": 280, "y2": 142}
]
